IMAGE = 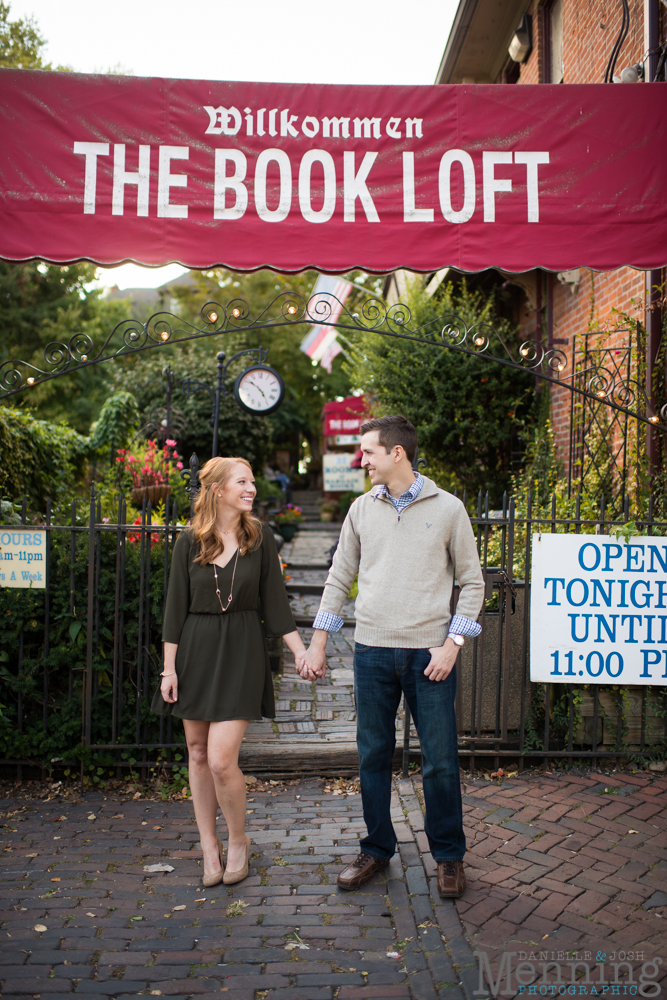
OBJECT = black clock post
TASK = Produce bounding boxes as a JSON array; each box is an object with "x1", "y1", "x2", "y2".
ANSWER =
[{"x1": 180, "y1": 347, "x2": 284, "y2": 509}]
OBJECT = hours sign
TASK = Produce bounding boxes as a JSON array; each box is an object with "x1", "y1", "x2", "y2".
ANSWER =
[{"x1": 531, "y1": 534, "x2": 667, "y2": 686}]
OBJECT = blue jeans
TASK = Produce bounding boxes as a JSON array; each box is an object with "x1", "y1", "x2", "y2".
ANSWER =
[{"x1": 354, "y1": 643, "x2": 465, "y2": 863}]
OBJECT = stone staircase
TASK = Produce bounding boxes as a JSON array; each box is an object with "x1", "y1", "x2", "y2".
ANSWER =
[{"x1": 290, "y1": 489, "x2": 340, "y2": 533}]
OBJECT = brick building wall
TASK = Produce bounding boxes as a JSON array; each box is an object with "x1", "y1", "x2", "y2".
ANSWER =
[{"x1": 507, "y1": 0, "x2": 663, "y2": 475}]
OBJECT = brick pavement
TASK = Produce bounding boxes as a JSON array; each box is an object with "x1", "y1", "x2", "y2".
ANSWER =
[
  {"x1": 455, "y1": 770, "x2": 667, "y2": 998},
  {"x1": 0, "y1": 776, "x2": 477, "y2": 1000},
  {"x1": 1, "y1": 770, "x2": 666, "y2": 999}
]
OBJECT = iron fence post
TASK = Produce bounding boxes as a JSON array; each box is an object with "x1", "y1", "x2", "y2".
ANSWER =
[
  {"x1": 83, "y1": 487, "x2": 96, "y2": 750},
  {"x1": 212, "y1": 351, "x2": 226, "y2": 457}
]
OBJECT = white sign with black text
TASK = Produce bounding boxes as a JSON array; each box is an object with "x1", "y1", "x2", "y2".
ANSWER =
[
  {"x1": 531, "y1": 533, "x2": 667, "y2": 686},
  {"x1": 0, "y1": 529, "x2": 46, "y2": 588},
  {"x1": 322, "y1": 453, "x2": 365, "y2": 493}
]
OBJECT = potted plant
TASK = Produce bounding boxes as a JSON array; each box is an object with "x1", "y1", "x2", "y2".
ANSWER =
[
  {"x1": 273, "y1": 503, "x2": 305, "y2": 542},
  {"x1": 319, "y1": 500, "x2": 339, "y2": 523},
  {"x1": 116, "y1": 439, "x2": 183, "y2": 508}
]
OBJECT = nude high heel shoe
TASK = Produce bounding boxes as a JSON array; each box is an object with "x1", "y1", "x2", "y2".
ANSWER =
[
  {"x1": 222, "y1": 834, "x2": 250, "y2": 884},
  {"x1": 202, "y1": 836, "x2": 225, "y2": 888}
]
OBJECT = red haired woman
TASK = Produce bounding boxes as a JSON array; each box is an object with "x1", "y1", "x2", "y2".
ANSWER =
[{"x1": 152, "y1": 457, "x2": 308, "y2": 886}]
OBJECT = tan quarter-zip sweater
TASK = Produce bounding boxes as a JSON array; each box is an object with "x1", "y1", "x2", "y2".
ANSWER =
[{"x1": 318, "y1": 476, "x2": 484, "y2": 648}]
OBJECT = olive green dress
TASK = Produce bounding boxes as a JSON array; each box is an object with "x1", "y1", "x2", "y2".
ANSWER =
[{"x1": 151, "y1": 523, "x2": 295, "y2": 721}]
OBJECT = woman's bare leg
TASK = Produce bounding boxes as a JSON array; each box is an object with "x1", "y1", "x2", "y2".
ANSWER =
[
  {"x1": 207, "y1": 720, "x2": 250, "y2": 871},
  {"x1": 183, "y1": 719, "x2": 222, "y2": 875}
]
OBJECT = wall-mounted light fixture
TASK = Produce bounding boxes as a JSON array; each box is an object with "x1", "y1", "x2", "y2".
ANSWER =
[
  {"x1": 613, "y1": 62, "x2": 644, "y2": 83},
  {"x1": 508, "y1": 14, "x2": 532, "y2": 64}
]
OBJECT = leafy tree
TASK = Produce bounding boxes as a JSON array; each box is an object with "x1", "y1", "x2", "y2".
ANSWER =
[
  {"x1": 0, "y1": 1, "x2": 46, "y2": 68},
  {"x1": 88, "y1": 391, "x2": 140, "y2": 459},
  {"x1": 169, "y1": 269, "x2": 355, "y2": 475},
  {"x1": 348, "y1": 278, "x2": 538, "y2": 503},
  {"x1": 0, "y1": 262, "x2": 131, "y2": 432},
  {"x1": 0, "y1": 404, "x2": 88, "y2": 506},
  {"x1": 110, "y1": 348, "x2": 273, "y2": 472}
]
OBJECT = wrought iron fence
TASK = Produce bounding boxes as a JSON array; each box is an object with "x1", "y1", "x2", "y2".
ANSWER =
[{"x1": 1, "y1": 489, "x2": 666, "y2": 782}]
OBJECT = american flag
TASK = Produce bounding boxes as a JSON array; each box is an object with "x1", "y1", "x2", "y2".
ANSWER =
[{"x1": 300, "y1": 274, "x2": 352, "y2": 373}]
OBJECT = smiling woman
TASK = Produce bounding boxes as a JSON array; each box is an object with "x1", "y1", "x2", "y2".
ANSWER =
[{"x1": 151, "y1": 455, "x2": 308, "y2": 888}]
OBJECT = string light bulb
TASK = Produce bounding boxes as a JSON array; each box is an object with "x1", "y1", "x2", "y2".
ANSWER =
[
  {"x1": 474, "y1": 336, "x2": 485, "y2": 346},
  {"x1": 650, "y1": 415, "x2": 659, "y2": 423},
  {"x1": 287, "y1": 305, "x2": 297, "y2": 315},
  {"x1": 208, "y1": 312, "x2": 218, "y2": 323},
  {"x1": 81, "y1": 355, "x2": 87, "y2": 361},
  {"x1": 160, "y1": 331, "x2": 170, "y2": 341},
  {"x1": 27, "y1": 377, "x2": 35, "y2": 385},
  {"x1": 232, "y1": 308, "x2": 241, "y2": 318}
]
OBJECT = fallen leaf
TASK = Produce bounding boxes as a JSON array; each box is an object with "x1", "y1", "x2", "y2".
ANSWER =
[
  {"x1": 172, "y1": 904, "x2": 186, "y2": 911},
  {"x1": 86, "y1": 912, "x2": 95, "y2": 917},
  {"x1": 143, "y1": 864, "x2": 175, "y2": 873},
  {"x1": 87, "y1": 814, "x2": 96, "y2": 821},
  {"x1": 112, "y1": 814, "x2": 124, "y2": 819},
  {"x1": 628, "y1": 830, "x2": 639, "y2": 834},
  {"x1": 51, "y1": 878, "x2": 60, "y2": 882},
  {"x1": 33, "y1": 924, "x2": 47, "y2": 932},
  {"x1": 386, "y1": 950, "x2": 401, "y2": 958},
  {"x1": 133, "y1": 792, "x2": 141, "y2": 800},
  {"x1": 150, "y1": 992, "x2": 162, "y2": 996},
  {"x1": 25, "y1": 853, "x2": 38, "y2": 857}
]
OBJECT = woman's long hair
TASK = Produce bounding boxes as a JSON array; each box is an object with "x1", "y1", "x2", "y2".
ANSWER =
[{"x1": 191, "y1": 457, "x2": 262, "y2": 565}]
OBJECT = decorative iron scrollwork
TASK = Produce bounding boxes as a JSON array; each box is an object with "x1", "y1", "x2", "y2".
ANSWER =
[{"x1": 0, "y1": 290, "x2": 664, "y2": 431}]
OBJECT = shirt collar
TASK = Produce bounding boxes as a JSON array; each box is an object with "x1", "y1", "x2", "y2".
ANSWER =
[{"x1": 376, "y1": 472, "x2": 424, "y2": 502}]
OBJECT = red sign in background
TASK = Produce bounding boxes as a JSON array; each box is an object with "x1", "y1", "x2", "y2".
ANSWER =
[
  {"x1": 323, "y1": 397, "x2": 367, "y2": 437},
  {"x1": 1, "y1": 70, "x2": 666, "y2": 273}
]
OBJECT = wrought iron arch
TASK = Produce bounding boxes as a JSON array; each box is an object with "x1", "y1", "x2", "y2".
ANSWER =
[{"x1": 1, "y1": 290, "x2": 664, "y2": 434}]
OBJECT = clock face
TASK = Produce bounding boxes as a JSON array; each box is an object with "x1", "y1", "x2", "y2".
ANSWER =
[{"x1": 233, "y1": 365, "x2": 285, "y2": 415}]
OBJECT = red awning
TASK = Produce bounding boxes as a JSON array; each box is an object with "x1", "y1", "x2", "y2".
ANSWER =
[
  {"x1": 1, "y1": 70, "x2": 666, "y2": 273},
  {"x1": 323, "y1": 396, "x2": 367, "y2": 437}
]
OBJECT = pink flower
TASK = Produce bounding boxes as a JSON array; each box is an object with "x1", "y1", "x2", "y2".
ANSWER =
[
  {"x1": 176, "y1": 461, "x2": 183, "y2": 469},
  {"x1": 166, "y1": 438, "x2": 177, "y2": 447}
]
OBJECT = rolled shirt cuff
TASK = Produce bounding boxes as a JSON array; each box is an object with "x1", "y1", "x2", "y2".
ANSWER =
[
  {"x1": 448, "y1": 614, "x2": 482, "y2": 638},
  {"x1": 312, "y1": 610, "x2": 345, "y2": 633}
]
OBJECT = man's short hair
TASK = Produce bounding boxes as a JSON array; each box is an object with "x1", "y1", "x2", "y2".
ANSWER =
[{"x1": 360, "y1": 415, "x2": 418, "y2": 463}]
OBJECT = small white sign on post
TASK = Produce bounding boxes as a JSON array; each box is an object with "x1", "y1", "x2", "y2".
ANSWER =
[
  {"x1": 323, "y1": 453, "x2": 365, "y2": 493},
  {"x1": 531, "y1": 533, "x2": 667, "y2": 686},
  {"x1": 0, "y1": 529, "x2": 46, "y2": 588}
]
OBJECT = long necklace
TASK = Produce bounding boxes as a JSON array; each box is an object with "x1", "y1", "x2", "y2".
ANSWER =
[{"x1": 213, "y1": 547, "x2": 240, "y2": 612}]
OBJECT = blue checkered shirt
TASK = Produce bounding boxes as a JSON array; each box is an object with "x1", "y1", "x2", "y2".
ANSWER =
[{"x1": 313, "y1": 473, "x2": 482, "y2": 639}]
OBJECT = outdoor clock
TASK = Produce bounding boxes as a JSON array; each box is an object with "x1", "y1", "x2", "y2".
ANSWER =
[{"x1": 233, "y1": 364, "x2": 285, "y2": 415}]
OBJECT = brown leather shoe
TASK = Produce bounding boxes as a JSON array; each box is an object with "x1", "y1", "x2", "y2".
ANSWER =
[
  {"x1": 337, "y1": 852, "x2": 389, "y2": 890},
  {"x1": 437, "y1": 860, "x2": 466, "y2": 898}
]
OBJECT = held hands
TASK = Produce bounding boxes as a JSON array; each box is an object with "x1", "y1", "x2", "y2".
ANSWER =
[
  {"x1": 160, "y1": 672, "x2": 178, "y2": 703},
  {"x1": 424, "y1": 638, "x2": 460, "y2": 682},
  {"x1": 299, "y1": 634, "x2": 328, "y2": 680}
]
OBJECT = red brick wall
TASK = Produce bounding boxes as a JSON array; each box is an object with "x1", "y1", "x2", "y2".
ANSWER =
[
  {"x1": 520, "y1": 0, "x2": 646, "y2": 84},
  {"x1": 511, "y1": 0, "x2": 660, "y2": 475}
]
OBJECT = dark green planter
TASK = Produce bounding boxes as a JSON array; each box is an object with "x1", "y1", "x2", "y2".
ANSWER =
[{"x1": 277, "y1": 523, "x2": 298, "y2": 542}]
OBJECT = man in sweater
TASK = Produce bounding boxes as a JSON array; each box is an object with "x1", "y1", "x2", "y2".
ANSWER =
[{"x1": 303, "y1": 415, "x2": 484, "y2": 897}]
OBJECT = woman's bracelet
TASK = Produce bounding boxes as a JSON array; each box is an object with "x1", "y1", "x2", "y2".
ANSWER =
[{"x1": 160, "y1": 671, "x2": 176, "y2": 677}]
